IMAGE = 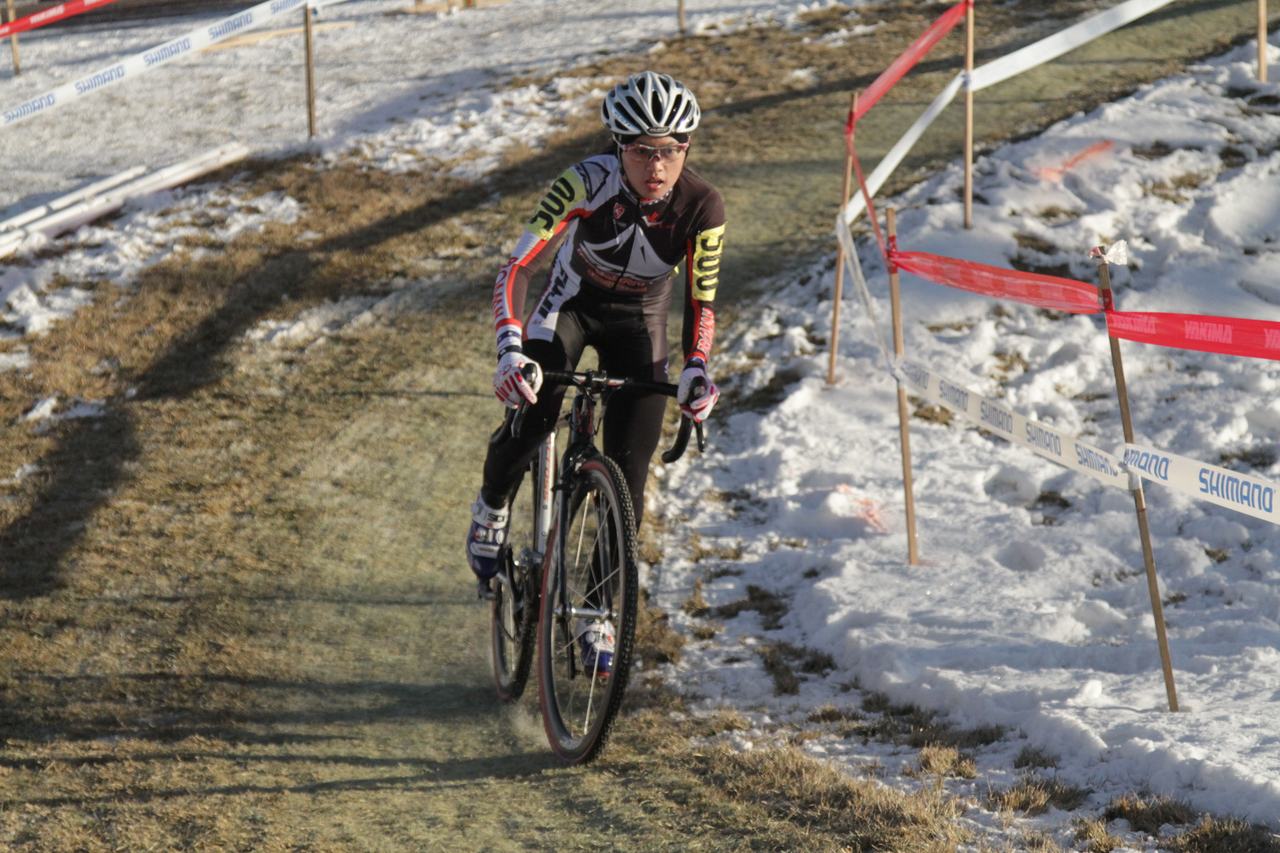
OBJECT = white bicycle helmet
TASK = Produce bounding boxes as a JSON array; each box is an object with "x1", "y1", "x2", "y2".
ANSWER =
[{"x1": 601, "y1": 71, "x2": 701, "y2": 139}]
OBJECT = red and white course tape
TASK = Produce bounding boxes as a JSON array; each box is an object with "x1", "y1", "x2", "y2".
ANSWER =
[{"x1": 846, "y1": 0, "x2": 969, "y2": 134}]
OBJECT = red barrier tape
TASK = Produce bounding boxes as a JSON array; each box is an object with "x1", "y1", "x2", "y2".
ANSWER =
[
  {"x1": 890, "y1": 249, "x2": 1102, "y2": 314},
  {"x1": 849, "y1": 143, "x2": 888, "y2": 260},
  {"x1": 1107, "y1": 310, "x2": 1280, "y2": 362},
  {"x1": 843, "y1": 0, "x2": 969, "y2": 146},
  {"x1": 0, "y1": 0, "x2": 119, "y2": 40}
]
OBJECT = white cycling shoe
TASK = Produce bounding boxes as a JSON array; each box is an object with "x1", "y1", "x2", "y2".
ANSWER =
[{"x1": 576, "y1": 618, "x2": 616, "y2": 678}]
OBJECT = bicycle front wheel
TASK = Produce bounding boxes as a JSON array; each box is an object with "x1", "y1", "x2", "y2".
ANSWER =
[
  {"x1": 491, "y1": 457, "x2": 542, "y2": 702},
  {"x1": 536, "y1": 453, "x2": 638, "y2": 765}
]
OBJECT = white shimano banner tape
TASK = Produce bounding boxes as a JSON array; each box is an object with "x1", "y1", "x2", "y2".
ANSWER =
[
  {"x1": 834, "y1": 213, "x2": 893, "y2": 369},
  {"x1": 969, "y1": 0, "x2": 1177, "y2": 91},
  {"x1": 1122, "y1": 443, "x2": 1280, "y2": 525},
  {"x1": 895, "y1": 357, "x2": 1128, "y2": 489},
  {"x1": 840, "y1": 72, "x2": 964, "y2": 224},
  {"x1": 3, "y1": 0, "x2": 308, "y2": 128}
]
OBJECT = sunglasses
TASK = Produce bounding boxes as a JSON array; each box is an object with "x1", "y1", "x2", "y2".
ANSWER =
[{"x1": 620, "y1": 142, "x2": 689, "y2": 162}]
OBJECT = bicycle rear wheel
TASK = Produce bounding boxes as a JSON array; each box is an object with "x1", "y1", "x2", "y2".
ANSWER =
[
  {"x1": 536, "y1": 453, "x2": 638, "y2": 765},
  {"x1": 490, "y1": 456, "x2": 543, "y2": 702}
]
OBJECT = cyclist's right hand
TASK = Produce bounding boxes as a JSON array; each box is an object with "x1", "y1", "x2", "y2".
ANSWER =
[
  {"x1": 494, "y1": 349, "x2": 543, "y2": 408},
  {"x1": 677, "y1": 359, "x2": 719, "y2": 423}
]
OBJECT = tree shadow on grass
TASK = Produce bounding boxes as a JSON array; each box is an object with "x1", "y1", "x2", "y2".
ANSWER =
[{"x1": 0, "y1": 671, "x2": 518, "y2": 745}]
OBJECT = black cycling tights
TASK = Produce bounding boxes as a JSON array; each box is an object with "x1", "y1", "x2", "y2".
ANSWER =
[{"x1": 481, "y1": 296, "x2": 668, "y2": 527}]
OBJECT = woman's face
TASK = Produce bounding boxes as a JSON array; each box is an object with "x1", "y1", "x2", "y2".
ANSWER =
[{"x1": 619, "y1": 134, "x2": 688, "y2": 201}]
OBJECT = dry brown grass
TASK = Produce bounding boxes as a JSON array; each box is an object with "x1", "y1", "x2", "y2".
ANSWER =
[
  {"x1": 1103, "y1": 793, "x2": 1197, "y2": 833},
  {"x1": 759, "y1": 642, "x2": 836, "y2": 696},
  {"x1": 714, "y1": 583, "x2": 789, "y2": 630},
  {"x1": 682, "y1": 577, "x2": 711, "y2": 617},
  {"x1": 691, "y1": 623, "x2": 719, "y2": 641},
  {"x1": 636, "y1": 588, "x2": 686, "y2": 667},
  {"x1": 1014, "y1": 745, "x2": 1060, "y2": 770},
  {"x1": 690, "y1": 744, "x2": 972, "y2": 852},
  {"x1": 861, "y1": 693, "x2": 1005, "y2": 751},
  {"x1": 990, "y1": 775, "x2": 1091, "y2": 816},
  {"x1": 911, "y1": 398, "x2": 955, "y2": 426},
  {"x1": 909, "y1": 744, "x2": 977, "y2": 780},
  {"x1": 1145, "y1": 171, "x2": 1214, "y2": 204},
  {"x1": 1073, "y1": 817, "x2": 1124, "y2": 853},
  {"x1": 807, "y1": 704, "x2": 861, "y2": 725},
  {"x1": 1168, "y1": 816, "x2": 1280, "y2": 853},
  {"x1": 1036, "y1": 205, "x2": 1083, "y2": 223}
]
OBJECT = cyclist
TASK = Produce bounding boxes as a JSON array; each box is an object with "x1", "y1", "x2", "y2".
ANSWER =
[{"x1": 465, "y1": 71, "x2": 724, "y2": 676}]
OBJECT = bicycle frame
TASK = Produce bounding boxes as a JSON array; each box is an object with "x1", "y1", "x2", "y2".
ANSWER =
[
  {"x1": 532, "y1": 432, "x2": 555, "y2": 557},
  {"x1": 519, "y1": 368, "x2": 705, "y2": 762}
]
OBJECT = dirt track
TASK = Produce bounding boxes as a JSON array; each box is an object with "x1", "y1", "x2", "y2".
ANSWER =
[{"x1": 0, "y1": 1, "x2": 1274, "y2": 848}]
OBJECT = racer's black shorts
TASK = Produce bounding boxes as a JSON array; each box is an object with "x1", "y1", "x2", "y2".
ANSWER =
[{"x1": 481, "y1": 287, "x2": 669, "y2": 525}]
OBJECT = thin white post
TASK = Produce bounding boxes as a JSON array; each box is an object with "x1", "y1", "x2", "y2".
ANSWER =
[
  {"x1": 828, "y1": 92, "x2": 858, "y2": 386},
  {"x1": 6, "y1": 0, "x2": 20, "y2": 76},
  {"x1": 1260, "y1": 0, "x2": 1269, "y2": 83},
  {"x1": 304, "y1": 4, "x2": 317, "y2": 139},
  {"x1": 888, "y1": 207, "x2": 920, "y2": 565},
  {"x1": 1095, "y1": 252, "x2": 1179, "y2": 712},
  {"x1": 963, "y1": 0, "x2": 974, "y2": 229}
]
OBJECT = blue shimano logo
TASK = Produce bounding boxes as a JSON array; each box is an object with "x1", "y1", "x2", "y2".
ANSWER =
[
  {"x1": 979, "y1": 400, "x2": 1013, "y2": 434},
  {"x1": 209, "y1": 12, "x2": 253, "y2": 40},
  {"x1": 1025, "y1": 423, "x2": 1062, "y2": 457},
  {"x1": 3, "y1": 93, "x2": 55, "y2": 124},
  {"x1": 144, "y1": 38, "x2": 192, "y2": 66},
  {"x1": 938, "y1": 379, "x2": 969, "y2": 411},
  {"x1": 900, "y1": 362, "x2": 929, "y2": 389},
  {"x1": 73, "y1": 65, "x2": 126, "y2": 95},
  {"x1": 1123, "y1": 448, "x2": 1170, "y2": 481},
  {"x1": 1199, "y1": 469, "x2": 1275, "y2": 513},
  {"x1": 1075, "y1": 444, "x2": 1119, "y2": 478}
]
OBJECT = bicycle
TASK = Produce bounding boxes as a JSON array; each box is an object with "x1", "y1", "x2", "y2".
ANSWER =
[{"x1": 487, "y1": 367, "x2": 704, "y2": 764}]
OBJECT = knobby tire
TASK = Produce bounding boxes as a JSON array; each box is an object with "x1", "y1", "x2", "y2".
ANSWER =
[
  {"x1": 490, "y1": 459, "x2": 541, "y2": 702},
  {"x1": 536, "y1": 452, "x2": 638, "y2": 765}
]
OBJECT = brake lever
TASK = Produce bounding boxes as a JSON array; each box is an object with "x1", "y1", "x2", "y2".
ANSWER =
[
  {"x1": 510, "y1": 362, "x2": 541, "y2": 440},
  {"x1": 661, "y1": 417, "x2": 693, "y2": 464}
]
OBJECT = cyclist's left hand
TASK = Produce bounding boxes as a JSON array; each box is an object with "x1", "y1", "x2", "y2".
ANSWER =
[
  {"x1": 494, "y1": 350, "x2": 542, "y2": 408},
  {"x1": 677, "y1": 359, "x2": 719, "y2": 423}
]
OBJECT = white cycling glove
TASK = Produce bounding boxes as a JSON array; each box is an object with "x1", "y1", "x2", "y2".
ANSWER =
[
  {"x1": 494, "y1": 348, "x2": 542, "y2": 408},
  {"x1": 677, "y1": 358, "x2": 719, "y2": 423}
]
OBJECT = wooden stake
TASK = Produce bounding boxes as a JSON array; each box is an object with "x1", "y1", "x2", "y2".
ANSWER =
[
  {"x1": 1260, "y1": 0, "x2": 1269, "y2": 83},
  {"x1": 888, "y1": 207, "x2": 921, "y2": 565},
  {"x1": 828, "y1": 92, "x2": 858, "y2": 386},
  {"x1": 6, "y1": 0, "x2": 20, "y2": 77},
  {"x1": 963, "y1": 0, "x2": 974, "y2": 229},
  {"x1": 678, "y1": 0, "x2": 686, "y2": 34},
  {"x1": 304, "y1": 4, "x2": 317, "y2": 140},
  {"x1": 1096, "y1": 255, "x2": 1179, "y2": 713}
]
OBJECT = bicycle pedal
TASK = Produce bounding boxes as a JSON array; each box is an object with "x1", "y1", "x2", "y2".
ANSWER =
[{"x1": 476, "y1": 579, "x2": 496, "y2": 601}]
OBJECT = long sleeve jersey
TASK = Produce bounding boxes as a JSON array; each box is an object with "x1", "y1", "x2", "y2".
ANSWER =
[{"x1": 492, "y1": 152, "x2": 725, "y2": 366}]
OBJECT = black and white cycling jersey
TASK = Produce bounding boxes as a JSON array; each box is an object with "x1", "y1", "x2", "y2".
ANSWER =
[{"x1": 492, "y1": 151, "x2": 725, "y2": 367}]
